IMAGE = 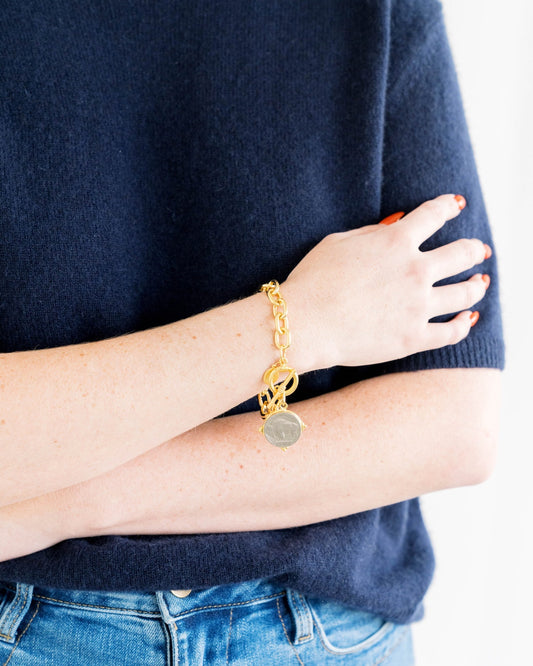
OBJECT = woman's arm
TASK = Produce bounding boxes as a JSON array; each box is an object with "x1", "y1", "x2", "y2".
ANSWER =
[
  {"x1": 0, "y1": 194, "x2": 488, "y2": 508},
  {"x1": 0, "y1": 367, "x2": 501, "y2": 562},
  {"x1": 0, "y1": 288, "x2": 290, "y2": 507}
]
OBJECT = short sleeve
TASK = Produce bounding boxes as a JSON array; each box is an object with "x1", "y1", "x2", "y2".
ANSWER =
[{"x1": 373, "y1": 0, "x2": 505, "y2": 375}]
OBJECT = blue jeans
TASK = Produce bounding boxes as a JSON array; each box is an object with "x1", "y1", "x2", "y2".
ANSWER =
[{"x1": 0, "y1": 578, "x2": 415, "y2": 664}]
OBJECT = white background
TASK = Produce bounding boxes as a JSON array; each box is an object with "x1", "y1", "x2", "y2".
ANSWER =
[{"x1": 412, "y1": 1, "x2": 533, "y2": 664}]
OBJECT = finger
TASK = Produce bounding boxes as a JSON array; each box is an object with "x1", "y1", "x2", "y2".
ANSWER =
[
  {"x1": 429, "y1": 273, "x2": 489, "y2": 318},
  {"x1": 401, "y1": 193, "x2": 466, "y2": 247},
  {"x1": 425, "y1": 309, "x2": 479, "y2": 350},
  {"x1": 424, "y1": 237, "x2": 488, "y2": 281}
]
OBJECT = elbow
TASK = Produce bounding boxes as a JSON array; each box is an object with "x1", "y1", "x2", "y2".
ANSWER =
[
  {"x1": 445, "y1": 420, "x2": 500, "y2": 489},
  {"x1": 449, "y1": 370, "x2": 502, "y2": 488},
  {"x1": 462, "y1": 423, "x2": 499, "y2": 486}
]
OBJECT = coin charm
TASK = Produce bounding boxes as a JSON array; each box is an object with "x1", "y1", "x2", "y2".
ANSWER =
[
  {"x1": 260, "y1": 410, "x2": 304, "y2": 449},
  {"x1": 258, "y1": 280, "x2": 308, "y2": 449}
]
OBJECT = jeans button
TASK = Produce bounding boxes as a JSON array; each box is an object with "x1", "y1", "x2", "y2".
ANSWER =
[{"x1": 170, "y1": 589, "x2": 192, "y2": 598}]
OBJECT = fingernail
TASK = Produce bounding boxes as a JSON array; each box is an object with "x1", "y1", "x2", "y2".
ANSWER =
[
  {"x1": 454, "y1": 194, "x2": 466, "y2": 210},
  {"x1": 469, "y1": 311, "x2": 479, "y2": 327},
  {"x1": 481, "y1": 274, "x2": 490, "y2": 289},
  {"x1": 484, "y1": 244, "x2": 492, "y2": 260},
  {"x1": 379, "y1": 211, "x2": 405, "y2": 225}
]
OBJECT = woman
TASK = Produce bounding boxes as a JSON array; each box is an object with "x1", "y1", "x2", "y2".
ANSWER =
[{"x1": 0, "y1": 1, "x2": 504, "y2": 664}]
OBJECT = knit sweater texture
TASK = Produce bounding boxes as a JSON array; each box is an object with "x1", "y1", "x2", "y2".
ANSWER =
[{"x1": 0, "y1": 0, "x2": 505, "y2": 624}]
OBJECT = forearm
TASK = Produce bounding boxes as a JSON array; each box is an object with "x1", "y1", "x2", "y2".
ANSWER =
[
  {"x1": 0, "y1": 368, "x2": 500, "y2": 560},
  {"x1": 0, "y1": 286, "x2": 316, "y2": 507},
  {"x1": 0, "y1": 192, "x2": 493, "y2": 509}
]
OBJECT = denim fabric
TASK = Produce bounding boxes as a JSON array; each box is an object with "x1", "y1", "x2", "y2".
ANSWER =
[{"x1": 0, "y1": 578, "x2": 415, "y2": 665}]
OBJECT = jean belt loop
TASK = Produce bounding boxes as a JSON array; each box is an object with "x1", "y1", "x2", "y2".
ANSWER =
[
  {"x1": 285, "y1": 588, "x2": 314, "y2": 644},
  {"x1": 0, "y1": 583, "x2": 35, "y2": 645}
]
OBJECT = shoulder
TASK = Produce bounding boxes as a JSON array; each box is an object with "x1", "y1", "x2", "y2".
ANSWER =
[
  {"x1": 388, "y1": 0, "x2": 446, "y2": 69},
  {"x1": 386, "y1": 0, "x2": 453, "y2": 107},
  {"x1": 390, "y1": 0, "x2": 443, "y2": 31}
]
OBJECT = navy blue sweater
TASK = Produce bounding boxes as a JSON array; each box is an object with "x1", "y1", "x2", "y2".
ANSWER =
[{"x1": 0, "y1": 1, "x2": 504, "y2": 624}]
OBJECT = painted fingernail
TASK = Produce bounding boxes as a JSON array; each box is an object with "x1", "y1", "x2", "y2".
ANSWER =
[
  {"x1": 484, "y1": 244, "x2": 492, "y2": 260},
  {"x1": 379, "y1": 211, "x2": 405, "y2": 225},
  {"x1": 454, "y1": 194, "x2": 466, "y2": 210},
  {"x1": 481, "y1": 274, "x2": 490, "y2": 289},
  {"x1": 469, "y1": 311, "x2": 479, "y2": 327}
]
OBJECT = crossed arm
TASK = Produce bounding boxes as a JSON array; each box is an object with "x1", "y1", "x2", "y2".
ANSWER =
[
  {"x1": 0, "y1": 201, "x2": 502, "y2": 560},
  {"x1": 0, "y1": 364, "x2": 501, "y2": 562}
]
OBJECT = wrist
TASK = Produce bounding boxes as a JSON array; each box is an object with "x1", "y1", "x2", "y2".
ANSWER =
[
  {"x1": 0, "y1": 491, "x2": 70, "y2": 561},
  {"x1": 24, "y1": 480, "x2": 108, "y2": 544},
  {"x1": 278, "y1": 279, "x2": 329, "y2": 373}
]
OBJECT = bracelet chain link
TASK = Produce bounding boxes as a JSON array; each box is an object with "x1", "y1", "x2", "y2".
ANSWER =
[{"x1": 258, "y1": 280, "x2": 306, "y2": 450}]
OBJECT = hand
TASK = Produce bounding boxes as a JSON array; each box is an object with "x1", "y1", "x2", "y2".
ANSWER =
[{"x1": 283, "y1": 194, "x2": 490, "y2": 369}]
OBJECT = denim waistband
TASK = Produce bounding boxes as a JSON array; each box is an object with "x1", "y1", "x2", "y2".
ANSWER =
[{"x1": 0, "y1": 577, "x2": 314, "y2": 643}]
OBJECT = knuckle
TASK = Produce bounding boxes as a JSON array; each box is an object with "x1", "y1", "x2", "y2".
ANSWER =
[
  {"x1": 473, "y1": 238, "x2": 486, "y2": 262},
  {"x1": 408, "y1": 259, "x2": 431, "y2": 283},
  {"x1": 381, "y1": 224, "x2": 412, "y2": 255},
  {"x1": 463, "y1": 281, "x2": 478, "y2": 309},
  {"x1": 458, "y1": 238, "x2": 477, "y2": 266},
  {"x1": 381, "y1": 226, "x2": 400, "y2": 249},
  {"x1": 400, "y1": 225, "x2": 420, "y2": 249},
  {"x1": 474, "y1": 278, "x2": 487, "y2": 305},
  {"x1": 419, "y1": 199, "x2": 442, "y2": 219},
  {"x1": 448, "y1": 317, "x2": 469, "y2": 346},
  {"x1": 405, "y1": 298, "x2": 425, "y2": 326}
]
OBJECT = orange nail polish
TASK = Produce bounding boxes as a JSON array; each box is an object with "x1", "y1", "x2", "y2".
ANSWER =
[
  {"x1": 484, "y1": 244, "x2": 492, "y2": 260},
  {"x1": 481, "y1": 274, "x2": 490, "y2": 289},
  {"x1": 469, "y1": 311, "x2": 479, "y2": 327},
  {"x1": 379, "y1": 211, "x2": 405, "y2": 225},
  {"x1": 454, "y1": 194, "x2": 466, "y2": 210}
]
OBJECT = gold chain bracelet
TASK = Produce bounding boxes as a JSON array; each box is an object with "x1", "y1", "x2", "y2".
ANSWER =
[{"x1": 258, "y1": 280, "x2": 307, "y2": 451}]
